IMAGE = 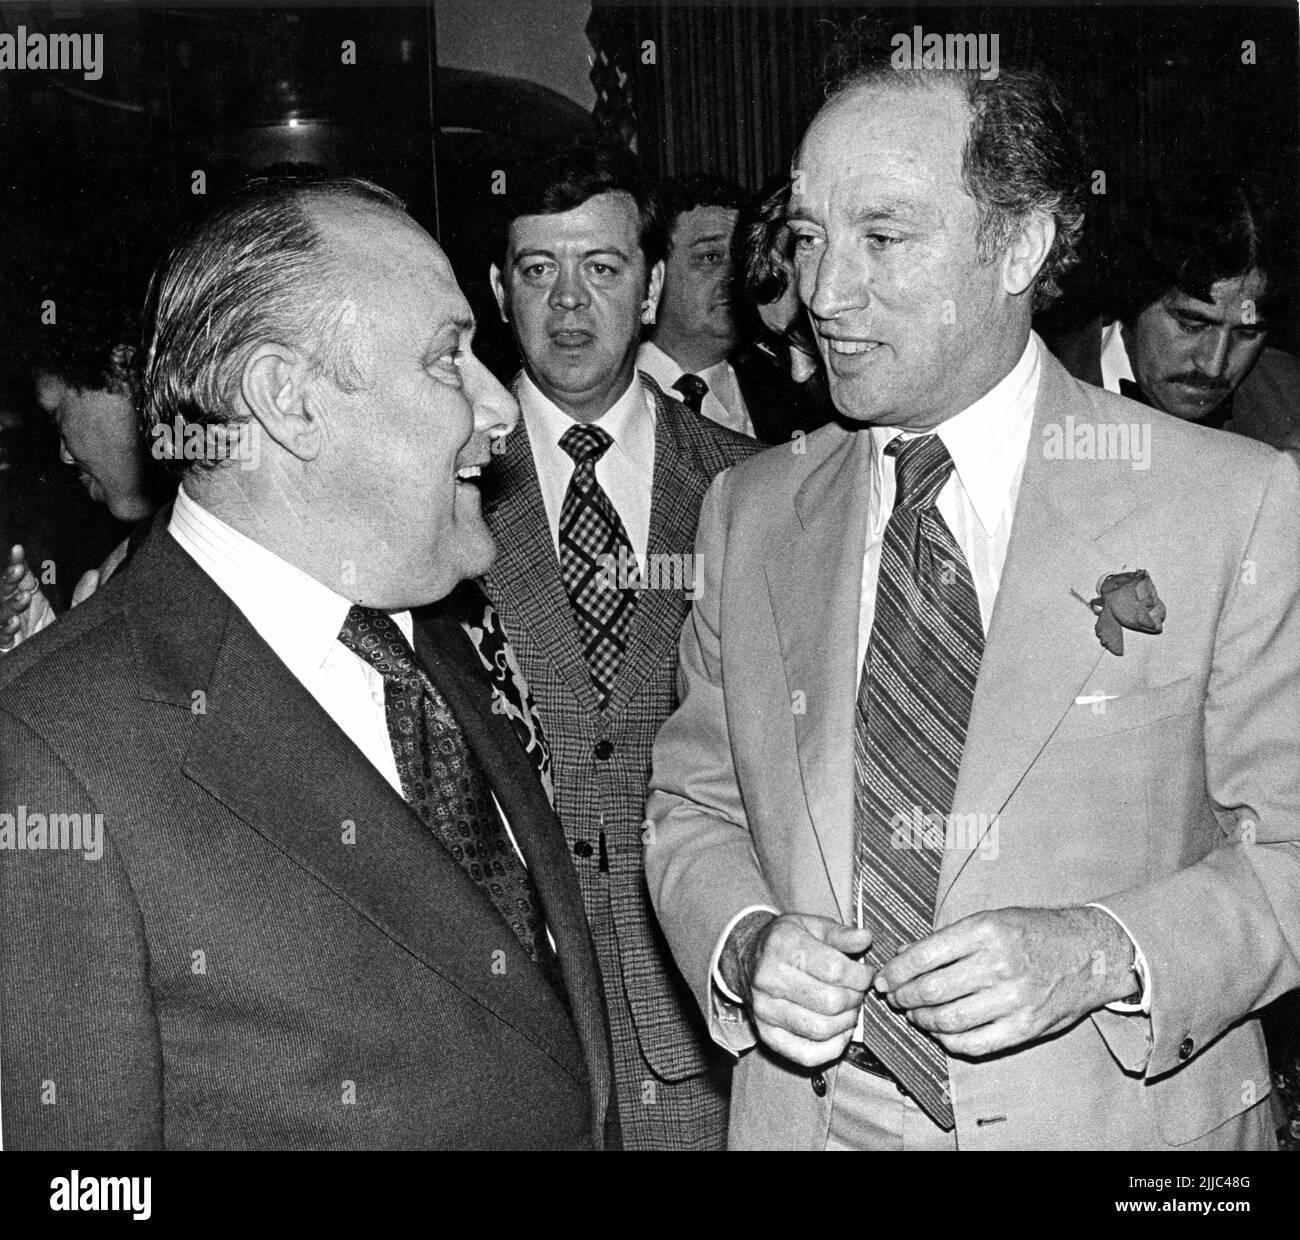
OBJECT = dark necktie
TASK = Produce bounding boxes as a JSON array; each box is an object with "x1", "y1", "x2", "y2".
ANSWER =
[
  {"x1": 337, "y1": 605, "x2": 565, "y2": 997},
  {"x1": 673, "y1": 373, "x2": 709, "y2": 415},
  {"x1": 558, "y1": 424, "x2": 640, "y2": 708},
  {"x1": 852, "y1": 435, "x2": 984, "y2": 1130}
]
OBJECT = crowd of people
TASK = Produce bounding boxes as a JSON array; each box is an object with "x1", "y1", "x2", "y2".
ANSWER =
[{"x1": 0, "y1": 47, "x2": 1297, "y2": 1151}]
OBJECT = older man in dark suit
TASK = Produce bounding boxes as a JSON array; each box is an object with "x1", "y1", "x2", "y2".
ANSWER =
[
  {"x1": 483, "y1": 143, "x2": 759, "y2": 1148},
  {"x1": 0, "y1": 175, "x2": 616, "y2": 1150}
]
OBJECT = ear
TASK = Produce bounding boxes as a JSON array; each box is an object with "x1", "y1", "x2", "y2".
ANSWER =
[
  {"x1": 644, "y1": 259, "x2": 665, "y2": 319},
  {"x1": 490, "y1": 263, "x2": 510, "y2": 323},
  {"x1": 239, "y1": 343, "x2": 319, "y2": 462},
  {"x1": 1002, "y1": 211, "x2": 1056, "y2": 298}
]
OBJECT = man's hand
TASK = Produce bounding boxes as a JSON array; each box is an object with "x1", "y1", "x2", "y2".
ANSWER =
[
  {"x1": 2, "y1": 544, "x2": 38, "y2": 651},
  {"x1": 874, "y1": 906, "x2": 1138, "y2": 1058},
  {"x1": 720, "y1": 911, "x2": 874, "y2": 1067}
]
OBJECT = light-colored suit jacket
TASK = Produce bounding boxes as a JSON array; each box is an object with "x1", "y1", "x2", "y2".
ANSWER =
[{"x1": 645, "y1": 346, "x2": 1300, "y2": 1149}]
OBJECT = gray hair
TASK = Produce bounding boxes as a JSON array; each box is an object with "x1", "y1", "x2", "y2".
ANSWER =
[
  {"x1": 141, "y1": 174, "x2": 407, "y2": 470},
  {"x1": 824, "y1": 66, "x2": 1087, "y2": 311}
]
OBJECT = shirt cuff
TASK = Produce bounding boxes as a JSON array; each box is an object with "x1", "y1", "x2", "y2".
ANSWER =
[
  {"x1": 711, "y1": 905, "x2": 781, "y2": 1004},
  {"x1": 1086, "y1": 902, "x2": 1151, "y2": 1014}
]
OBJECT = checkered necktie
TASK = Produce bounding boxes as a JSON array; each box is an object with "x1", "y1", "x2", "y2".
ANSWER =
[
  {"x1": 337, "y1": 605, "x2": 565, "y2": 997},
  {"x1": 558, "y1": 424, "x2": 640, "y2": 707},
  {"x1": 852, "y1": 435, "x2": 984, "y2": 1130},
  {"x1": 672, "y1": 373, "x2": 708, "y2": 415}
]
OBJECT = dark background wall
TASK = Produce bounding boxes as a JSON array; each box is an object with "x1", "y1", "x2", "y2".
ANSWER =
[{"x1": 1, "y1": 0, "x2": 1296, "y2": 396}]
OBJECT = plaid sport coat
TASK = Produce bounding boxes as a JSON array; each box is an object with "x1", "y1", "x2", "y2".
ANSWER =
[{"x1": 482, "y1": 373, "x2": 761, "y2": 1080}]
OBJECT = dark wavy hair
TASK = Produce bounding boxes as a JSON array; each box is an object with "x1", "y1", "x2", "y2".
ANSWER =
[
  {"x1": 736, "y1": 175, "x2": 796, "y2": 309},
  {"x1": 821, "y1": 53, "x2": 1088, "y2": 311},
  {"x1": 31, "y1": 264, "x2": 146, "y2": 403},
  {"x1": 499, "y1": 140, "x2": 667, "y2": 275},
  {"x1": 1111, "y1": 170, "x2": 1286, "y2": 324}
]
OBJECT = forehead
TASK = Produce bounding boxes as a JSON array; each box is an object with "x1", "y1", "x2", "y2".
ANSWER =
[
  {"x1": 317, "y1": 205, "x2": 470, "y2": 324},
  {"x1": 1167, "y1": 269, "x2": 1269, "y2": 314},
  {"x1": 794, "y1": 80, "x2": 972, "y2": 208},
  {"x1": 671, "y1": 205, "x2": 738, "y2": 246},
  {"x1": 508, "y1": 190, "x2": 642, "y2": 253}
]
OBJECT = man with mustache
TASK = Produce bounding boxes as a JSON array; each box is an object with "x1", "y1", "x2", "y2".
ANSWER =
[
  {"x1": 645, "y1": 59, "x2": 1300, "y2": 1149},
  {"x1": 1089, "y1": 171, "x2": 1300, "y2": 451},
  {"x1": 484, "y1": 143, "x2": 758, "y2": 1148},
  {"x1": 0, "y1": 174, "x2": 618, "y2": 1149}
]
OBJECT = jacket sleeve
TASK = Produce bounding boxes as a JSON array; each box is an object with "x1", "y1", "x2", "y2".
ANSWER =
[
  {"x1": 644, "y1": 475, "x2": 781, "y2": 1054},
  {"x1": 1101, "y1": 448, "x2": 1300, "y2": 1079},
  {"x1": 0, "y1": 713, "x2": 163, "y2": 1149}
]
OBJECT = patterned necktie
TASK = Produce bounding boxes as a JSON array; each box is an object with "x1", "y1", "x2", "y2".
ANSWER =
[
  {"x1": 673, "y1": 373, "x2": 708, "y2": 415},
  {"x1": 852, "y1": 435, "x2": 984, "y2": 1130},
  {"x1": 558, "y1": 424, "x2": 640, "y2": 708},
  {"x1": 337, "y1": 605, "x2": 565, "y2": 998}
]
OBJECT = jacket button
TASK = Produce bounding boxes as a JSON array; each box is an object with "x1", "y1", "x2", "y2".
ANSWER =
[
  {"x1": 573, "y1": 840, "x2": 594, "y2": 858},
  {"x1": 1178, "y1": 1037, "x2": 1195, "y2": 1061},
  {"x1": 811, "y1": 1071, "x2": 827, "y2": 1098},
  {"x1": 594, "y1": 739, "x2": 614, "y2": 760}
]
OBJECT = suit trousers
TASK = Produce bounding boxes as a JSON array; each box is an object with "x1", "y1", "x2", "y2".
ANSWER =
[{"x1": 826, "y1": 1062, "x2": 958, "y2": 1151}]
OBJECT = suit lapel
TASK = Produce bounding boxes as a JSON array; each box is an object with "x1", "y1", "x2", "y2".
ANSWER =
[
  {"x1": 411, "y1": 609, "x2": 606, "y2": 1089},
  {"x1": 937, "y1": 351, "x2": 1140, "y2": 909},
  {"x1": 482, "y1": 419, "x2": 600, "y2": 714},
  {"x1": 605, "y1": 382, "x2": 711, "y2": 716},
  {"x1": 764, "y1": 424, "x2": 873, "y2": 922},
  {"x1": 125, "y1": 522, "x2": 590, "y2": 1088}
]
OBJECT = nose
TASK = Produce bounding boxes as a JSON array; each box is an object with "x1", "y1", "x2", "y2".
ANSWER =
[
  {"x1": 549, "y1": 262, "x2": 588, "y2": 312},
  {"x1": 59, "y1": 437, "x2": 75, "y2": 466},
  {"x1": 804, "y1": 236, "x2": 869, "y2": 323},
  {"x1": 465, "y1": 352, "x2": 519, "y2": 444},
  {"x1": 1195, "y1": 327, "x2": 1232, "y2": 379}
]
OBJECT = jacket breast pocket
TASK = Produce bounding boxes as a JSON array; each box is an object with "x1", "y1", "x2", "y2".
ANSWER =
[{"x1": 1053, "y1": 676, "x2": 1201, "y2": 743}]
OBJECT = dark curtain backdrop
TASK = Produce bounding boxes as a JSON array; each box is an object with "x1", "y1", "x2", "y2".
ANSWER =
[{"x1": 588, "y1": 0, "x2": 1300, "y2": 340}]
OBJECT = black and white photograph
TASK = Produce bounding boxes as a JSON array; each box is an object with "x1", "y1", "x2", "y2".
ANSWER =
[{"x1": 0, "y1": 0, "x2": 1298, "y2": 1210}]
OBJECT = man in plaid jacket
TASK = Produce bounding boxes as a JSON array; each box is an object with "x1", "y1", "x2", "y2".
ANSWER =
[{"x1": 481, "y1": 142, "x2": 761, "y2": 1148}]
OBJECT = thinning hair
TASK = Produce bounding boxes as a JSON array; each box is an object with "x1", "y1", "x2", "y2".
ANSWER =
[
  {"x1": 1112, "y1": 170, "x2": 1286, "y2": 323},
  {"x1": 819, "y1": 58, "x2": 1088, "y2": 311},
  {"x1": 141, "y1": 174, "x2": 407, "y2": 470}
]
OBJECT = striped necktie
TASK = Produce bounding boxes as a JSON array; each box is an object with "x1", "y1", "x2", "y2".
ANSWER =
[
  {"x1": 852, "y1": 434, "x2": 984, "y2": 1130},
  {"x1": 558, "y1": 423, "x2": 640, "y2": 708}
]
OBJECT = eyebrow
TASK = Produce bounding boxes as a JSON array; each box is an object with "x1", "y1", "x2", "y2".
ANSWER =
[
  {"x1": 512, "y1": 246, "x2": 631, "y2": 264},
  {"x1": 688, "y1": 233, "x2": 731, "y2": 247},
  {"x1": 1170, "y1": 302, "x2": 1265, "y2": 327},
  {"x1": 425, "y1": 316, "x2": 475, "y2": 349},
  {"x1": 787, "y1": 200, "x2": 927, "y2": 227}
]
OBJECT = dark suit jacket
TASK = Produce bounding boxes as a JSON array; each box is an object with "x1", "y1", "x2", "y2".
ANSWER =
[
  {"x1": 481, "y1": 375, "x2": 760, "y2": 1082},
  {"x1": 731, "y1": 343, "x2": 834, "y2": 445},
  {"x1": 0, "y1": 513, "x2": 615, "y2": 1150}
]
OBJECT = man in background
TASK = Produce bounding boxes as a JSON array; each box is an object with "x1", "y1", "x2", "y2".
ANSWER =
[
  {"x1": 1070, "y1": 170, "x2": 1300, "y2": 451},
  {"x1": 485, "y1": 143, "x2": 758, "y2": 1148}
]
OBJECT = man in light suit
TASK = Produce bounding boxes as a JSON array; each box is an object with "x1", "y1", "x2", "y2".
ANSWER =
[
  {"x1": 646, "y1": 62, "x2": 1300, "y2": 1149},
  {"x1": 0, "y1": 175, "x2": 617, "y2": 1149},
  {"x1": 482, "y1": 143, "x2": 759, "y2": 1148}
]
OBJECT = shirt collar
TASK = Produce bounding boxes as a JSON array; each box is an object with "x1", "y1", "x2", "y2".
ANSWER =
[
  {"x1": 168, "y1": 484, "x2": 412, "y2": 687},
  {"x1": 868, "y1": 332, "x2": 1042, "y2": 537},
  {"x1": 1099, "y1": 320, "x2": 1135, "y2": 391},
  {"x1": 518, "y1": 368, "x2": 655, "y2": 481},
  {"x1": 637, "y1": 340, "x2": 732, "y2": 394}
]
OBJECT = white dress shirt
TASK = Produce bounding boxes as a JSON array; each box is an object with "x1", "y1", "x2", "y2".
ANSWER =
[
  {"x1": 518, "y1": 370, "x2": 656, "y2": 568},
  {"x1": 167, "y1": 487, "x2": 542, "y2": 881},
  {"x1": 1098, "y1": 320, "x2": 1135, "y2": 394},
  {"x1": 713, "y1": 333, "x2": 1149, "y2": 1016},
  {"x1": 636, "y1": 341, "x2": 756, "y2": 439}
]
